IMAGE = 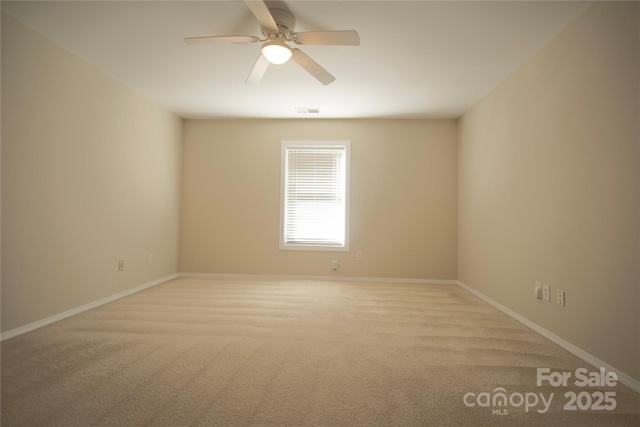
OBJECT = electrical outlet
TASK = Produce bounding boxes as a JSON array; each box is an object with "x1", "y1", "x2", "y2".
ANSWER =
[
  {"x1": 534, "y1": 282, "x2": 542, "y2": 299},
  {"x1": 557, "y1": 290, "x2": 565, "y2": 307},
  {"x1": 356, "y1": 252, "x2": 362, "y2": 261},
  {"x1": 118, "y1": 260, "x2": 125, "y2": 271},
  {"x1": 332, "y1": 260, "x2": 339, "y2": 270},
  {"x1": 542, "y1": 284, "x2": 550, "y2": 302},
  {"x1": 148, "y1": 254, "x2": 154, "y2": 265}
]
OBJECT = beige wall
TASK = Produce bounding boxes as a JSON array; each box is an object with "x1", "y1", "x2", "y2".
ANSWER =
[
  {"x1": 1, "y1": 15, "x2": 183, "y2": 332},
  {"x1": 459, "y1": 1, "x2": 639, "y2": 381},
  {"x1": 180, "y1": 119, "x2": 458, "y2": 280}
]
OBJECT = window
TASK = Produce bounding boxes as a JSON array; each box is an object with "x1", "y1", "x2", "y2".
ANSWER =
[{"x1": 280, "y1": 140, "x2": 350, "y2": 251}]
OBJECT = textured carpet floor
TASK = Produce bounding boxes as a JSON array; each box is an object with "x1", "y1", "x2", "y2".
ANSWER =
[{"x1": 1, "y1": 277, "x2": 638, "y2": 426}]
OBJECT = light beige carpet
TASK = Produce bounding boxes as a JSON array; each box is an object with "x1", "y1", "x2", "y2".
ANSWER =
[{"x1": 1, "y1": 277, "x2": 638, "y2": 426}]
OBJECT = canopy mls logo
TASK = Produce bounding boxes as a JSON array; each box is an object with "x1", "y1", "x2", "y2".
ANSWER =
[
  {"x1": 463, "y1": 388, "x2": 553, "y2": 415},
  {"x1": 463, "y1": 367, "x2": 619, "y2": 416}
]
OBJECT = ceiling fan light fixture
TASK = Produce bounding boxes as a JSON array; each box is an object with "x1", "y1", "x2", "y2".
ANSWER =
[{"x1": 261, "y1": 41, "x2": 292, "y2": 64}]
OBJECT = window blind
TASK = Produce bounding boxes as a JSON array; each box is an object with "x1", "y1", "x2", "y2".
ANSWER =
[{"x1": 282, "y1": 143, "x2": 348, "y2": 247}]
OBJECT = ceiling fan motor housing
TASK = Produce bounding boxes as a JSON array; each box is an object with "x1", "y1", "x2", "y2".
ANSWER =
[{"x1": 261, "y1": 8, "x2": 295, "y2": 40}]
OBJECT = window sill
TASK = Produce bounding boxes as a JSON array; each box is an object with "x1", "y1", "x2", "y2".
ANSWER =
[{"x1": 279, "y1": 243, "x2": 349, "y2": 252}]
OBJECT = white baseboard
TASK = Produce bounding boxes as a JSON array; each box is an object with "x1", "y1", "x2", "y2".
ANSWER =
[
  {"x1": 179, "y1": 272, "x2": 458, "y2": 285},
  {"x1": 456, "y1": 280, "x2": 640, "y2": 394},
  {"x1": 0, "y1": 273, "x2": 179, "y2": 341}
]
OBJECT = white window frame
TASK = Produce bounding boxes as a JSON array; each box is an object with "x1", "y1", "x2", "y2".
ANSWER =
[{"x1": 280, "y1": 140, "x2": 350, "y2": 252}]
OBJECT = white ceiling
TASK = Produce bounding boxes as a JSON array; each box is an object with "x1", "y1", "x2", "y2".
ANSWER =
[{"x1": 2, "y1": 0, "x2": 593, "y2": 119}]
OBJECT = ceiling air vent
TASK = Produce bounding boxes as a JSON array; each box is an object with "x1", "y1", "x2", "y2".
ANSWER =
[{"x1": 295, "y1": 107, "x2": 320, "y2": 114}]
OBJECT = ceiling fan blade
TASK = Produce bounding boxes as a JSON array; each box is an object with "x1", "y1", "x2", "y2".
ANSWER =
[
  {"x1": 246, "y1": 55, "x2": 270, "y2": 85},
  {"x1": 294, "y1": 30, "x2": 360, "y2": 46},
  {"x1": 291, "y1": 49, "x2": 335, "y2": 85},
  {"x1": 184, "y1": 35, "x2": 260, "y2": 45},
  {"x1": 244, "y1": 0, "x2": 279, "y2": 33}
]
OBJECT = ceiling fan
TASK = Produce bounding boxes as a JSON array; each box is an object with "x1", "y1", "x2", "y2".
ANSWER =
[{"x1": 184, "y1": 0, "x2": 360, "y2": 85}]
